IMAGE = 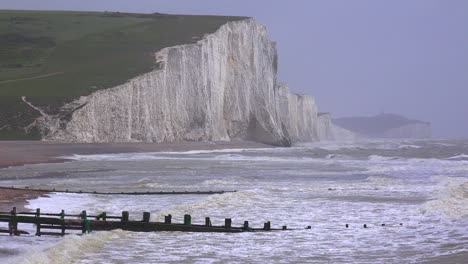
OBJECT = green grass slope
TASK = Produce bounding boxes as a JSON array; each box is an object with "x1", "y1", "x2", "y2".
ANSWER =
[{"x1": 0, "y1": 10, "x2": 246, "y2": 139}]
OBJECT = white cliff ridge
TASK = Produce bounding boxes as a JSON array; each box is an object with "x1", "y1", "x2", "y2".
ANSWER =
[{"x1": 35, "y1": 19, "x2": 328, "y2": 146}]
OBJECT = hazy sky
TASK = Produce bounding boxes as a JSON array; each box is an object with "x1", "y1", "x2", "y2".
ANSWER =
[{"x1": 2, "y1": 0, "x2": 467, "y2": 138}]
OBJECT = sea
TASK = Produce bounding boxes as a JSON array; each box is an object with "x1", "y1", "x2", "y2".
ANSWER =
[{"x1": 0, "y1": 139, "x2": 467, "y2": 264}]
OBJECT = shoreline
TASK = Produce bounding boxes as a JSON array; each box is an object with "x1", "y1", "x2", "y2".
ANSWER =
[
  {"x1": 0, "y1": 187, "x2": 49, "y2": 212},
  {"x1": 0, "y1": 140, "x2": 272, "y2": 211},
  {"x1": 0, "y1": 140, "x2": 273, "y2": 169}
]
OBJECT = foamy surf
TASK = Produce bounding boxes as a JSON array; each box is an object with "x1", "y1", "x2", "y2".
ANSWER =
[
  {"x1": 9, "y1": 230, "x2": 128, "y2": 264},
  {"x1": 1, "y1": 139, "x2": 467, "y2": 263},
  {"x1": 421, "y1": 177, "x2": 468, "y2": 218}
]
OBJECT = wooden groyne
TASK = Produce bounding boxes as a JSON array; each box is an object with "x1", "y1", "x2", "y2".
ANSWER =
[
  {"x1": 0, "y1": 207, "x2": 300, "y2": 236},
  {"x1": 0, "y1": 186, "x2": 235, "y2": 195}
]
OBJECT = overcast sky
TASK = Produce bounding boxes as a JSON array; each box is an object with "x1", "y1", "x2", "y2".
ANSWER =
[{"x1": 2, "y1": 0, "x2": 467, "y2": 138}]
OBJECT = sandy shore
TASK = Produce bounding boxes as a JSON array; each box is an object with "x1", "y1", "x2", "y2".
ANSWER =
[
  {"x1": 0, "y1": 187, "x2": 48, "y2": 212},
  {"x1": 0, "y1": 140, "x2": 271, "y2": 169},
  {"x1": 0, "y1": 140, "x2": 271, "y2": 211}
]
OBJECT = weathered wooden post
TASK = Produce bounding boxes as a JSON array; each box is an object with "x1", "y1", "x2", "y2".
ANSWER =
[
  {"x1": 143, "y1": 212, "x2": 150, "y2": 222},
  {"x1": 121, "y1": 211, "x2": 129, "y2": 222},
  {"x1": 225, "y1": 218, "x2": 232, "y2": 229},
  {"x1": 102, "y1": 212, "x2": 107, "y2": 221},
  {"x1": 81, "y1": 210, "x2": 86, "y2": 234},
  {"x1": 282, "y1": 225, "x2": 287, "y2": 230},
  {"x1": 263, "y1": 221, "x2": 271, "y2": 231},
  {"x1": 35, "y1": 208, "x2": 41, "y2": 236},
  {"x1": 205, "y1": 217, "x2": 211, "y2": 227},
  {"x1": 243, "y1": 221, "x2": 249, "y2": 230},
  {"x1": 164, "y1": 214, "x2": 172, "y2": 224},
  {"x1": 61, "y1": 209, "x2": 65, "y2": 236},
  {"x1": 9, "y1": 207, "x2": 17, "y2": 236},
  {"x1": 184, "y1": 214, "x2": 191, "y2": 226}
]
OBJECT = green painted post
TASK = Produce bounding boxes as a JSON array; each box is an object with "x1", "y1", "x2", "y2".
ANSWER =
[
  {"x1": 184, "y1": 214, "x2": 191, "y2": 226},
  {"x1": 81, "y1": 210, "x2": 90, "y2": 234}
]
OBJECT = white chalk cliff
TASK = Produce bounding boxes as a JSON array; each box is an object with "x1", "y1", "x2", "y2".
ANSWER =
[{"x1": 36, "y1": 19, "x2": 331, "y2": 146}]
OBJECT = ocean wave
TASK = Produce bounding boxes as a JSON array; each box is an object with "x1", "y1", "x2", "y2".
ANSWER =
[
  {"x1": 10, "y1": 230, "x2": 128, "y2": 264},
  {"x1": 446, "y1": 154, "x2": 468, "y2": 161},
  {"x1": 325, "y1": 154, "x2": 351, "y2": 159},
  {"x1": 152, "y1": 190, "x2": 259, "y2": 221},
  {"x1": 398, "y1": 144, "x2": 422, "y2": 150},
  {"x1": 368, "y1": 155, "x2": 399, "y2": 161},
  {"x1": 421, "y1": 177, "x2": 468, "y2": 218}
]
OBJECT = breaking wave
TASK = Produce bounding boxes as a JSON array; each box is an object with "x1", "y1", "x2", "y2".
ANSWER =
[
  {"x1": 421, "y1": 177, "x2": 468, "y2": 218},
  {"x1": 9, "y1": 230, "x2": 128, "y2": 264}
]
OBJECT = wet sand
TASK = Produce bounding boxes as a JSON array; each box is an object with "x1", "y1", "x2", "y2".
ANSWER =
[
  {"x1": 0, "y1": 140, "x2": 271, "y2": 211},
  {"x1": 0, "y1": 187, "x2": 48, "y2": 212},
  {"x1": 0, "y1": 140, "x2": 271, "y2": 169}
]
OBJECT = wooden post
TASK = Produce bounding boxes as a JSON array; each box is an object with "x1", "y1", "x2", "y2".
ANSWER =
[
  {"x1": 35, "y1": 208, "x2": 41, "y2": 236},
  {"x1": 243, "y1": 221, "x2": 249, "y2": 230},
  {"x1": 205, "y1": 217, "x2": 211, "y2": 227},
  {"x1": 184, "y1": 214, "x2": 191, "y2": 226},
  {"x1": 81, "y1": 210, "x2": 86, "y2": 234},
  {"x1": 225, "y1": 218, "x2": 232, "y2": 229},
  {"x1": 9, "y1": 207, "x2": 17, "y2": 236},
  {"x1": 102, "y1": 212, "x2": 107, "y2": 221},
  {"x1": 282, "y1": 225, "x2": 287, "y2": 230},
  {"x1": 143, "y1": 212, "x2": 150, "y2": 222},
  {"x1": 61, "y1": 209, "x2": 65, "y2": 236},
  {"x1": 165, "y1": 214, "x2": 172, "y2": 224},
  {"x1": 263, "y1": 221, "x2": 271, "y2": 231},
  {"x1": 121, "y1": 211, "x2": 129, "y2": 222}
]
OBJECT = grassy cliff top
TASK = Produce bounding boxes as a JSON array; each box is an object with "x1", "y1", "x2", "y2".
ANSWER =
[{"x1": 0, "y1": 10, "x2": 246, "y2": 139}]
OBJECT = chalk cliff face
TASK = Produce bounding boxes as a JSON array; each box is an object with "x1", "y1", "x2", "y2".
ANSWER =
[
  {"x1": 317, "y1": 112, "x2": 356, "y2": 141},
  {"x1": 277, "y1": 83, "x2": 318, "y2": 142},
  {"x1": 36, "y1": 19, "x2": 325, "y2": 146}
]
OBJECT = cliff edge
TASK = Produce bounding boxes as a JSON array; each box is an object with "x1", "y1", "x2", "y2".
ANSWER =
[{"x1": 27, "y1": 18, "x2": 323, "y2": 146}]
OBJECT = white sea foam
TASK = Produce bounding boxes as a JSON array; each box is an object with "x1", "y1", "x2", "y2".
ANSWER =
[
  {"x1": 368, "y1": 155, "x2": 399, "y2": 161},
  {"x1": 398, "y1": 144, "x2": 422, "y2": 149},
  {"x1": 10, "y1": 230, "x2": 128, "y2": 264},
  {"x1": 421, "y1": 177, "x2": 468, "y2": 218},
  {"x1": 446, "y1": 154, "x2": 468, "y2": 161}
]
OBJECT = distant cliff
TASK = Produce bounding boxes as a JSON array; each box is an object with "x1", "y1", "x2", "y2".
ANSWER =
[
  {"x1": 317, "y1": 113, "x2": 356, "y2": 141},
  {"x1": 29, "y1": 18, "x2": 326, "y2": 146},
  {"x1": 333, "y1": 113, "x2": 431, "y2": 139}
]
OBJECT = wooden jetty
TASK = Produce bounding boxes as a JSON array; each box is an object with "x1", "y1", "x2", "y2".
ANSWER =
[
  {"x1": 0, "y1": 207, "x2": 298, "y2": 236},
  {"x1": 0, "y1": 186, "x2": 236, "y2": 195}
]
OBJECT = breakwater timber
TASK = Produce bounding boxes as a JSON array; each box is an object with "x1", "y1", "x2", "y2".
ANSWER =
[
  {"x1": 0, "y1": 186, "x2": 235, "y2": 196},
  {"x1": 0, "y1": 207, "x2": 299, "y2": 236}
]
